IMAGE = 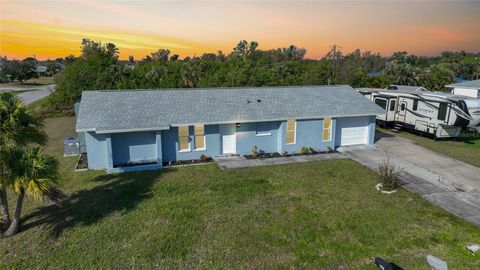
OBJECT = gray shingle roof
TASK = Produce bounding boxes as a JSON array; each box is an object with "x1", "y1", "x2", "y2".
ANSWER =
[
  {"x1": 76, "y1": 85, "x2": 385, "y2": 133},
  {"x1": 446, "y1": 79, "x2": 480, "y2": 89}
]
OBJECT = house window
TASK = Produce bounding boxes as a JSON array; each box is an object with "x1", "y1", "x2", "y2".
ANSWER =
[
  {"x1": 389, "y1": 100, "x2": 396, "y2": 111},
  {"x1": 322, "y1": 117, "x2": 332, "y2": 141},
  {"x1": 286, "y1": 119, "x2": 296, "y2": 144},
  {"x1": 194, "y1": 125, "x2": 205, "y2": 150},
  {"x1": 375, "y1": 99, "x2": 387, "y2": 110},
  {"x1": 438, "y1": 103, "x2": 447, "y2": 121},
  {"x1": 256, "y1": 122, "x2": 271, "y2": 136},
  {"x1": 178, "y1": 126, "x2": 190, "y2": 151},
  {"x1": 413, "y1": 99, "x2": 418, "y2": 111}
]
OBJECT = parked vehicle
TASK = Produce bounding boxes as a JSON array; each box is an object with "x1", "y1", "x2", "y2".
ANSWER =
[{"x1": 357, "y1": 85, "x2": 480, "y2": 138}]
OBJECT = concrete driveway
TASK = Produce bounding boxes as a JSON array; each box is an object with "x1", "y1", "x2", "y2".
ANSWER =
[{"x1": 339, "y1": 132, "x2": 480, "y2": 227}]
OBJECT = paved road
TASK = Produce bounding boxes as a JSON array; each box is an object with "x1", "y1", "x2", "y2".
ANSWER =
[
  {"x1": 0, "y1": 84, "x2": 56, "y2": 105},
  {"x1": 339, "y1": 133, "x2": 480, "y2": 227}
]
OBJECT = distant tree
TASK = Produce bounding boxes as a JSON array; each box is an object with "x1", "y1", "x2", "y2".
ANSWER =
[
  {"x1": 170, "y1": 54, "x2": 179, "y2": 62},
  {"x1": 128, "y1": 55, "x2": 135, "y2": 64},
  {"x1": 419, "y1": 64, "x2": 455, "y2": 91},
  {"x1": 231, "y1": 40, "x2": 259, "y2": 61},
  {"x1": 149, "y1": 49, "x2": 170, "y2": 62},
  {"x1": 0, "y1": 58, "x2": 39, "y2": 84}
]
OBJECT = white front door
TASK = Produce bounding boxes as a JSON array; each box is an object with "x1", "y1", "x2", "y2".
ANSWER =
[{"x1": 220, "y1": 124, "x2": 236, "y2": 154}]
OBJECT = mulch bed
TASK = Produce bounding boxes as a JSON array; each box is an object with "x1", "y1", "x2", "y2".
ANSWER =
[
  {"x1": 163, "y1": 157, "x2": 214, "y2": 167},
  {"x1": 244, "y1": 150, "x2": 336, "y2": 160},
  {"x1": 113, "y1": 161, "x2": 157, "y2": 168}
]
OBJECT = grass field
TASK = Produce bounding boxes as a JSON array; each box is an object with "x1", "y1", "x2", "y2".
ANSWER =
[
  {"x1": 377, "y1": 127, "x2": 480, "y2": 167},
  {"x1": 0, "y1": 76, "x2": 55, "y2": 89},
  {"x1": 1, "y1": 117, "x2": 479, "y2": 269}
]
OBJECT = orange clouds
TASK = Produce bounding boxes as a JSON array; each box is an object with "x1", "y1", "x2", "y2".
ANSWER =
[
  {"x1": 0, "y1": 19, "x2": 213, "y2": 60},
  {"x1": 1, "y1": 1, "x2": 479, "y2": 60},
  {"x1": 422, "y1": 27, "x2": 465, "y2": 41}
]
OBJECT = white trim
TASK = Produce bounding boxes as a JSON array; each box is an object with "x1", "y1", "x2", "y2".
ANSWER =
[
  {"x1": 178, "y1": 126, "x2": 191, "y2": 152},
  {"x1": 322, "y1": 117, "x2": 332, "y2": 142},
  {"x1": 193, "y1": 124, "x2": 206, "y2": 151},
  {"x1": 178, "y1": 146, "x2": 191, "y2": 153},
  {"x1": 255, "y1": 122, "x2": 272, "y2": 136},
  {"x1": 286, "y1": 120, "x2": 297, "y2": 145}
]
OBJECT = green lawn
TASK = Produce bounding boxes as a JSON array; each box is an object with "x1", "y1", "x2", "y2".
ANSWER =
[
  {"x1": 377, "y1": 127, "x2": 480, "y2": 167},
  {"x1": 1, "y1": 117, "x2": 479, "y2": 269},
  {"x1": 0, "y1": 76, "x2": 55, "y2": 89}
]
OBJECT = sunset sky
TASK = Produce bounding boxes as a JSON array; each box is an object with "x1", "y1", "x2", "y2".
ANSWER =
[{"x1": 1, "y1": 0, "x2": 479, "y2": 60}]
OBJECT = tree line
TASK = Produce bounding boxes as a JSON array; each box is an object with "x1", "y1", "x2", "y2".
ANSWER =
[{"x1": 2, "y1": 39, "x2": 480, "y2": 108}]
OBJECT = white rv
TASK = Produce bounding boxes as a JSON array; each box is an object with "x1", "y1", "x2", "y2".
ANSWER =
[
  {"x1": 446, "y1": 79, "x2": 480, "y2": 98},
  {"x1": 357, "y1": 86, "x2": 480, "y2": 138}
]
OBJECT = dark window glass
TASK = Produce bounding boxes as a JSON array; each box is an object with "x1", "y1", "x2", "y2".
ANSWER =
[
  {"x1": 375, "y1": 99, "x2": 387, "y2": 110},
  {"x1": 256, "y1": 122, "x2": 271, "y2": 136},
  {"x1": 438, "y1": 103, "x2": 447, "y2": 121},
  {"x1": 401, "y1": 103, "x2": 405, "y2": 111},
  {"x1": 389, "y1": 100, "x2": 396, "y2": 111},
  {"x1": 413, "y1": 99, "x2": 418, "y2": 111}
]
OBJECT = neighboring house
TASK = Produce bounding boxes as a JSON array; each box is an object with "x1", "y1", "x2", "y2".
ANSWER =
[
  {"x1": 35, "y1": 64, "x2": 47, "y2": 76},
  {"x1": 447, "y1": 79, "x2": 480, "y2": 98},
  {"x1": 76, "y1": 85, "x2": 385, "y2": 173}
]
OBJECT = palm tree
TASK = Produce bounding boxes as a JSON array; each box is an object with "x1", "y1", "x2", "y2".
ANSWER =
[
  {"x1": 2, "y1": 147, "x2": 64, "y2": 236},
  {"x1": 0, "y1": 93, "x2": 46, "y2": 231}
]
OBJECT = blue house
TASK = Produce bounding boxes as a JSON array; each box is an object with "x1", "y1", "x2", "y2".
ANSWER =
[{"x1": 76, "y1": 85, "x2": 384, "y2": 173}]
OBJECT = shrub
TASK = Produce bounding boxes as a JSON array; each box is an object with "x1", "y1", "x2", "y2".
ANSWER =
[
  {"x1": 327, "y1": 146, "x2": 334, "y2": 153},
  {"x1": 251, "y1": 145, "x2": 259, "y2": 158},
  {"x1": 300, "y1": 146, "x2": 309, "y2": 155},
  {"x1": 377, "y1": 159, "x2": 402, "y2": 191},
  {"x1": 200, "y1": 154, "x2": 208, "y2": 162}
]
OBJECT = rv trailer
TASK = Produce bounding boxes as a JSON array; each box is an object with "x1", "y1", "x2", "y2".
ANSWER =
[{"x1": 356, "y1": 86, "x2": 480, "y2": 138}]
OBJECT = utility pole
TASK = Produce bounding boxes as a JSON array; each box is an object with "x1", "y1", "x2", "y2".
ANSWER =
[{"x1": 327, "y1": 44, "x2": 342, "y2": 84}]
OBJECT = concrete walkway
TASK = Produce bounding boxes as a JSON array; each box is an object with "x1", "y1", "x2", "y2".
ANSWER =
[
  {"x1": 215, "y1": 153, "x2": 346, "y2": 169},
  {"x1": 339, "y1": 134, "x2": 480, "y2": 227}
]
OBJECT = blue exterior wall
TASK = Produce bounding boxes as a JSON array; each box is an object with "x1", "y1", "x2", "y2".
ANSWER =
[
  {"x1": 235, "y1": 121, "x2": 281, "y2": 155},
  {"x1": 162, "y1": 125, "x2": 221, "y2": 162},
  {"x1": 111, "y1": 131, "x2": 157, "y2": 166},
  {"x1": 85, "y1": 132, "x2": 109, "y2": 169},
  {"x1": 283, "y1": 118, "x2": 336, "y2": 154},
  {"x1": 83, "y1": 116, "x2": 375, "y2": 172},
  {"x1": 368, "y1": 115, "x2": 376, "y2": 145}
]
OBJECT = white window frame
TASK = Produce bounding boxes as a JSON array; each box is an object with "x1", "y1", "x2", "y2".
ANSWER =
[
  {"x1": 322, "y1": 117, "x2": 332, "y2": 142},
  {"x1": 286, "y1": 119, "x2": 296, "y2": 145},
  {"x1": 178, "y1": 126, "x2": 191, "y2": 152},
  {"x1": 193, "y1": 125, "x2": 206, "y2": 151},
  {"x1": 256, "y1": 122, "x2": 272, "y2": 137}
]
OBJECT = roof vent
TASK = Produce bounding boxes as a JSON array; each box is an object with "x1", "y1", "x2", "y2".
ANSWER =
[{"x1": 257, "y1": 99, "x2": 261, "y2": 103}]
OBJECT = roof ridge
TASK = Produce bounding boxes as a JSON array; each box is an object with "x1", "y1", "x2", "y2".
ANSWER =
[{"x1": 84, "y1": 85, "x2": 350, "y2": 93}]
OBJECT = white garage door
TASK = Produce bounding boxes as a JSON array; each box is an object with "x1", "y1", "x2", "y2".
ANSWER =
[{"x1": 336, "y1": 117, "x2": 370, "y2": 146}]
